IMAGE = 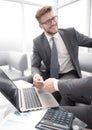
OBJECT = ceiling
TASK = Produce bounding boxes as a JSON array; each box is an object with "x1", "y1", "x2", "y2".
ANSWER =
[{"x1": 4, "y1": 0, "x2": 80, "y2": 7}]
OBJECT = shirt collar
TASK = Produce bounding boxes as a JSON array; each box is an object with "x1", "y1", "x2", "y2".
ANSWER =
[{"x1": 44, "y1": 32, "x2": 60, "y2": 42}]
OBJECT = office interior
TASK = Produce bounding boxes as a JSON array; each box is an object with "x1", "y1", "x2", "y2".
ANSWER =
[
  {"x1": 0, "y1": 0, "x2": 92, "y2": 79},
  {"x1": 0, "y1": 0, "x2": 92, "y2": 129}
]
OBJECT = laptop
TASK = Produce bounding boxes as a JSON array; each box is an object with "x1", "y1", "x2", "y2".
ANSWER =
[{"x1": 0, "y1": 69, "x2": 59, "y2": 112}]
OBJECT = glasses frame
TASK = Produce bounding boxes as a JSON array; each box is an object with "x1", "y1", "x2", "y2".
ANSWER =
[{"x1": 40, "y1": 16, "x2": 58, "y2": 26}]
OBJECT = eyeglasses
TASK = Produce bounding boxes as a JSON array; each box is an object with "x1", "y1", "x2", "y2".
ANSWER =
[{"x1": 40, "y1": 16, "x2": 58, "y2": 26}]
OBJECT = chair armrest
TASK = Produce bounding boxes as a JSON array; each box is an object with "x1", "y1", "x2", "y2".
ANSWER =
[
  {"x1": 8, "y1": 52, "x2": 28, "y2": 75},
  {"x1": 0, "y1": 52, "x2": 9, "y2": 66},
  {"x1": 79, "y1": 52, "x2": 92, "y2": 73}
]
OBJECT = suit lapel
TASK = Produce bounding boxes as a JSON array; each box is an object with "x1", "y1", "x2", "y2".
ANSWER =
[
  {"x1": 59, "y1": 30, "x2": 75, "y2": 64},
  {"x1": 41, "y1": 33, "x2": 51, "y2": 65},
  {"x1": 41, "y1": 33, "x2": 51, "y2": 55}
]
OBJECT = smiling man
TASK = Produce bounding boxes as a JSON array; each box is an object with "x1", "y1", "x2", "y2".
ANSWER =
[{"x1": 30, "y1": 6, "x2": 92, "y2": 105}]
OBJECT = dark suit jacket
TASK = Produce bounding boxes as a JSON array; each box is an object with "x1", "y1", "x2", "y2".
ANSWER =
[
  {"x1": 58, "y1": 77, "x2": 92, "y2": 97},
  {"x1": 58, "y1": 77, "x2": 92, "y2": 128},
  {"x1": 31, "y1": 28, "x2": 92, "y2": 78}
]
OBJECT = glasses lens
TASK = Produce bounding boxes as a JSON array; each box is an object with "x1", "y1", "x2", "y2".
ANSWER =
[{"x1": 41, "y1": 16, "x2": 57, "y2": 25}]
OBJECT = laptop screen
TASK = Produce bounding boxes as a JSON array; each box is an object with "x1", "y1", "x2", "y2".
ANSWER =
[
  {"x1": 0, "y1": 69, "x2": 19, "y2": 110},
  {"x1": 0, "y1": 69, "x2": 59, "y2": 112}
]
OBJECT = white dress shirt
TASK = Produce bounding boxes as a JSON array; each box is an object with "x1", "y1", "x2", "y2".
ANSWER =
[{"x1": 45, "y1": 32, "x2": 74, "y2": 74}]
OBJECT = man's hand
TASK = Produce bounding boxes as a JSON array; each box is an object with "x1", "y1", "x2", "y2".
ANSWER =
[
  {"x1": 33, "y1": 75, "x2": 44, "y2": 88},
  {"x1": 44, "y1": 78, "x2": 56, "y2": 93}
]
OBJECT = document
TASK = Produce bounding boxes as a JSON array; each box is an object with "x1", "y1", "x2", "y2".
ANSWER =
[{"x1": 0, "y1": 109, "x2": 47, "y2": 130}]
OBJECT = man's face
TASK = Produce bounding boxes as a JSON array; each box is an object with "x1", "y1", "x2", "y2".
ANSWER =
[{"x1": 39, "y1": 11, "x2": 58, "y2": 36}]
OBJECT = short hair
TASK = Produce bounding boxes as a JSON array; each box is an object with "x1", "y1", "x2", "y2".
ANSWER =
[{"x1": 35, "y1": 6, "x2": 53, "y2": 23}]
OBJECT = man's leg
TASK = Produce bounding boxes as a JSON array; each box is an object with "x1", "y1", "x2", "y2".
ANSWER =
[
  {"x1": 59, "y1": 71, "x2": 78, "y2": 105},
  {"x1": 52, "y1": 91, "x2": 61, "y2": 103},
  {"x1": 27, "y1": 75, "x2": 33, "y2": 83},
  {"x1": 59, "y1": 71, "x2": 91, "y2": 106},
  {"x1": 61, "y1": 105, "x2": 92, "y2": 129},
  {"x1": 60, "y1": 94, "x2": 91, "y2": 106}
]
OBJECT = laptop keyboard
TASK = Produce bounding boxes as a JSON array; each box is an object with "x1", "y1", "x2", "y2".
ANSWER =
[
  {"x1": 36, "y1": 108, "x2": 74, "y2": 130},
  {"x1": 23, "y1": 87, "x2": 42, "y2": 109}
]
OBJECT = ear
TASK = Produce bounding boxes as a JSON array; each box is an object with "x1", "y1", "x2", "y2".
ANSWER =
[{"x1": 39, "y1": 24, "x2": 43, "y2": 29}]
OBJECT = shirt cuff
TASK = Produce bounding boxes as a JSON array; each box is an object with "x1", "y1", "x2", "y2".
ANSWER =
[
  {"x1": 53, "y1": 79, "x2": 59, "y2": 91},
  {"x1": 33, "y1": 74, "x2": 41, "y2": 80}
]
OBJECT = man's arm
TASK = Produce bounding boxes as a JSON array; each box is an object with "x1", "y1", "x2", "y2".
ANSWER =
[
  {"x1": 44, "y1": 77, "x2": 92, "y2": 97},
  {"x1": 31, "y1": 41, "x2": 42, "y2": 77},
  {"x1": 68, "y1": 28, "x2": 92, "y2": 47},
  {"x1": 58, "y1": 77, "x2": 92, "y2": 96}
]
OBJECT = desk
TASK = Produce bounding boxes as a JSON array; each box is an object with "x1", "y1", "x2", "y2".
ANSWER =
[
  {"x1": 0, "y1": 80, "x2": 87, "y2": 130},
  {"x1": 0, "y1": 80, "x2": 47, "y2": 130},
  {"x1": 0, "y1": 92, "x2": 47, "y2": 130},
  {"x1": 0, "y1": 107, "x2": 47, "y2": 130}
]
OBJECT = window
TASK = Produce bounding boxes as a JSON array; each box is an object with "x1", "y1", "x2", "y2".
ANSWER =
[
  {"x1": 58, "y1": 0, "x2": 90, "y2": 52},
  {"x1": 0, "y1": 1, "x2": 22, "y2": 51},
  {"x1": 0, "y1": 0, "x2": 91, "y2": 53}
]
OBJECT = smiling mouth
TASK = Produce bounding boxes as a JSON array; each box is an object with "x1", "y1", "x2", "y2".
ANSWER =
[{"x1": 50, "y1": 24, "x2": 57, "y2": 29}]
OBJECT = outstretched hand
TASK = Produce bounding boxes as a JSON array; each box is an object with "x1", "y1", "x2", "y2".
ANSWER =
[
  {"x1": 44, "y1": 78, "x2": 56, "y2": 93},
  {"x1": 33, "y1": 75, "x2": 44, "y2": 88}
]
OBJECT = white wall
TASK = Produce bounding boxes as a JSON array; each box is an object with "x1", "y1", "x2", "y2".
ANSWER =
[
  {"x1": 0, "y1": 1, "x2": 23, "y2": 51},
  {"x1": 58, "y1": 0, "x2": 91, "y2": 52},
  {"x1": 0, "y1": 0, "x2": 91, "y2": 53}
]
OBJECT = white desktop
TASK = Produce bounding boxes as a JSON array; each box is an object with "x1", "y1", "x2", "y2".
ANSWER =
[
  {"x1": 0, "y1": 80, "x2": 87, "y2": 130},
  {"x1": 0, "y1": 80, "x2": 47, "y2": 130}
]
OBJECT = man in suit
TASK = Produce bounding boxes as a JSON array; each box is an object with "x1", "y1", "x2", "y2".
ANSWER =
[
  {"x1": 31, "y1": 5, "x2": 92, "y2": 105},
  {"x1": 44, "y1": 77, "x2": 92, "y2": 129}
]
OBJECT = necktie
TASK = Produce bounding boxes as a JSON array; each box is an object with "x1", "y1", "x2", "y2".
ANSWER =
[{"x1": 50, "y1": 37, "x2": 59, "y2": 78}]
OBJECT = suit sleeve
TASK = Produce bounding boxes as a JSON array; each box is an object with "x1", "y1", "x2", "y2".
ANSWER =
[
  {"x1": 74, "y1": 28, "x2": 92, "y2": 47},
  {"x1": 58, "y1": 77, "x2": 92, "y2": 96},
  {"x1": 31, "y1": 39, "x2": 42, "y2": 77}
]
